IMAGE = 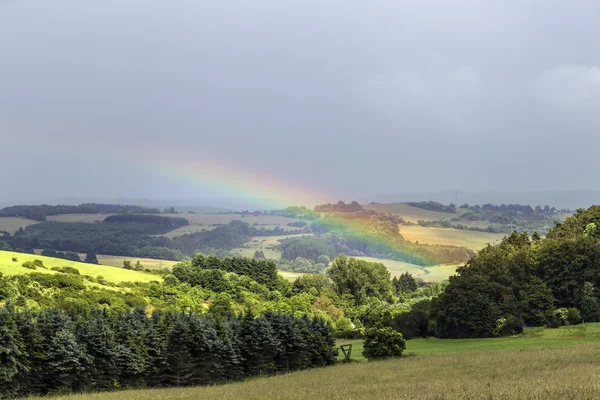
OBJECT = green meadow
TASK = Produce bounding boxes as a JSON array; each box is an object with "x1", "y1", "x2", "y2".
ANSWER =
[{"x1": 0, "y1": 250, "x2": 160, "y2": 284}]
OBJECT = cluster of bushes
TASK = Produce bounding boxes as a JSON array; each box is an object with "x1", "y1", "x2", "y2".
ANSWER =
[
  {"x1": 314, "y1": 201, "x2": 364, "y2": 213},
  {"x1": 0, "y1": 305, "x2": 336, "y2": 397},
  {"x1": 279, "y1": 236, "x2": 338, "y2": 262},
  {"x1": 279, "y1": 256, "x2": 330, "y2": 274},
  {"x1": 406, "y1": 201, "x2": 456, "y2": 213},
  {"x1": 41, "y1": 249, "x2": 83, "y2": 262}
]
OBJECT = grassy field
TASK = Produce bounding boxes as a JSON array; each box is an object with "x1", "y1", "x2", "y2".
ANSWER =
[
  {"x1": 41, "y1": 324, "x2": 600, "y2": 400},
  {"x1": 364, "y1": 203, "x2": 469, "y2": 223},
  {"x1": 0, "y1": 251, "x2": 161, "y2": 284},
  {"x1": 96, "y1": 254, "x2": 178, "y2": 270},
  {"x1": 399, "y1": 225, "x2": 505, "y2": 251},
  {"x1": 0, "y1": 217, "x2": 40, "y2": 234},
  {"x1": 338, "y1": 323, "x2": 600, "y2": 361}
]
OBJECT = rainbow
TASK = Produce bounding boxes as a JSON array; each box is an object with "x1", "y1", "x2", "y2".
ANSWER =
[
  {"x1": 107, "y1": 148, "x2": 462, "y2": 266},
  {"x1": 117, "y1": 149, "x2": 333, "y2": 210}
]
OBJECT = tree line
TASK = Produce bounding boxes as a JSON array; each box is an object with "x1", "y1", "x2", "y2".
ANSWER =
[
  {"x1": 0, "y1": 203, "x2": 161, "y2": 222},
  {"x1": 433, "y1": 206, "x2": 600, "y2": 338},
  {"x1": 0, "y1": 305, "x2": 336, "y2": 398}
]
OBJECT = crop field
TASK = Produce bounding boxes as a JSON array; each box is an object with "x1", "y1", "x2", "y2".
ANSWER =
[
  {"x1": 364, "y1": 203, "x2": 469, "y2": 222},
  {"x1": 96, "y1": 254, "x2": 179, "y2": 270},
  {"x1": 0, "y1": 251, "x2": 161, "y2": 284},
  {"x1": 231, "y1": 234, "x2": 312, "y2": 260},
  {"x1": 0, "y1": 217, "x2": 40, "y2": 234},
  {"x1": 399, "y1": 225, "x2": 505, "y2": 251},
  {"x1": 43, "y1": 324, "x2": 600, "y2": 400}
]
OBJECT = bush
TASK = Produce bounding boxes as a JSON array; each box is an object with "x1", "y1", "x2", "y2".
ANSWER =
[
  {"x1": 22, "y1": 261, "x2": 36, "y2": 270},
  {"x1": 33, "y1": 259, "x2": 45, "y2": 268},
  {"x1": 50, "y1": 266, "x2": 80, "y2": 275},
  {"x1": 362, "y1": 327, "x2": 406, "y2": 360},
  {"x1": 11, "y1": 257, "x2": 17, "y2": 262}
]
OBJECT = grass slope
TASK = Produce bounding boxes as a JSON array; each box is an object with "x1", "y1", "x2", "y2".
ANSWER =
[
  {"x1": 0, "y1": 217, "x2": 40, "y2": 234},
  {"x1": 0, "y1": 251, "x2": 160, "y2": 284},
  {"x1": 399, "y1": 225, "x2": 505, "y2": 251},
  {"x1": 42, "y1": 324, "x2": 600, "y2": 400}
]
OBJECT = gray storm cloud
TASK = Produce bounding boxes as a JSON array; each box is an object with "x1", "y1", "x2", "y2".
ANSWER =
[{"x1": 1, "y1": 0, "x2": 599, "y2": 206}]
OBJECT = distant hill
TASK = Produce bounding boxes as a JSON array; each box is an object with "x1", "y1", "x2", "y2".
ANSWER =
[{"x1": 363, "y1": 190, "x2": 600, "y2": 210}]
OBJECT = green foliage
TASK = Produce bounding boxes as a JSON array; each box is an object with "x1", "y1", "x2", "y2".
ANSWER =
[
  {"x1": 279, "y1": 236, "x2": 337, "y2": 262},
  {"x1": 50, "y1": 266, "x2": 81, "y2": 275},
  {"x1": 327, "y1": 254, "x2": 393, "y2": 306},
  {"x1": 0, "y1": 304, "x2": 336, "y2": 397},
  {"x1": 22, "y1": 261, "x2": 36, "y2": 270},
  {"x1": 362, "y1": 327, "x2": 406, "y2": 360},
  {"x1": 173, "y1": 253, "x2": 279, "y2": 289},
  {"x1": 84, "y1": 253, "x2": 98, "y2": 264},
  {"x1": 392, "y1": 300, "x2": 430, "y2": 339},
  {"x1": 393, "y1": 272, "x2": 418, "y2": 294}
]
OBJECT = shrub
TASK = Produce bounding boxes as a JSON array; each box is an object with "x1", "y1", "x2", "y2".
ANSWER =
[
  {"x1": 11, "y1": 257, "x2": 17, "y2": 262},
  {"x1": 51, "y1": 266, "x2": 80, "y2": 275},
  {"x1": 22, "y1": 261, "x2": 36, "y2": 270},
  {"x1": 362, "y1": 327, "x2": 406, "y2": 360},
  {"x1": 33, "y1": 259, "x2": 45, "y2": 268}
]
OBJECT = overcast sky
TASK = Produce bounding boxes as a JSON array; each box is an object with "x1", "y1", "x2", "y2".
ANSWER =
[{"x1": 1, "y1": 0, "x2": 599, "y2": 207}]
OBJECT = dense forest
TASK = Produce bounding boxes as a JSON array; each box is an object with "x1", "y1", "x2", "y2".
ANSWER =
[{"x1": 0, "y1": 203, "x2": 161, "y2": 222}]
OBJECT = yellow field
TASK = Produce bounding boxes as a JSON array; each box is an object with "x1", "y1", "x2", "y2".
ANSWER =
[
  {"x1": 0, "y1": 251, "x2": 161, "y2": 283},
  {"x1": 399, "y1": 225, "x2": 504, "y2": 251},
  {"x1": 0, "y1": 217, "x2": 40, "y2": 234},
  {"x1": 364, "y1": 203, "x2": 469, "y2": 222},
  {"x1": 96, "y1": 254, "x2": 178, "y2": 270},
  {"x1": 43, "y1": 343, "x2": 600, "y2": 400}
]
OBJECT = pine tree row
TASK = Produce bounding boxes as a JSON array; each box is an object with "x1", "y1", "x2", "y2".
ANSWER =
[{"x1": 0, "y1": 304, "x2": 336, "y2": 398}]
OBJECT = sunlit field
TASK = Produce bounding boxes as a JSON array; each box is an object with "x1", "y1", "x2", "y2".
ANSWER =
[
  {"x1": 399, "y1": 225, "x2": 505, "y2": 251},
  {"x1": 0, "y1": 250, "x2": 160, "y2": 284}
]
